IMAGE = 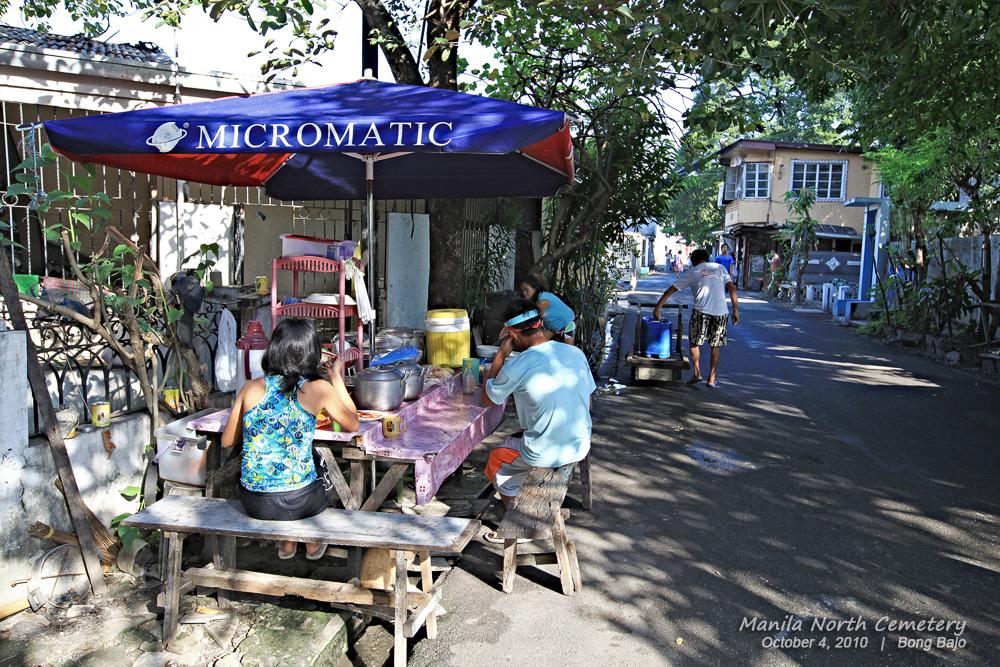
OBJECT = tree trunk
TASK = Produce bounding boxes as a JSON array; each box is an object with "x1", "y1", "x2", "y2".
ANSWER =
[
  {"x1": 514, "y1": 201, "x2": 542, "y2": 281},
  {"x1": 356, "y1": 0, "x2": 476, "y2": 311},
  {"x1": 427, "y1": 198, "x2": 467, "y2": 308}
]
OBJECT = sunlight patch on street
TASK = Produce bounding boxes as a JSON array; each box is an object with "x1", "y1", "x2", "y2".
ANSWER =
[{"x1": 774, "y1": 355, "x2": 941, "y2": 388}]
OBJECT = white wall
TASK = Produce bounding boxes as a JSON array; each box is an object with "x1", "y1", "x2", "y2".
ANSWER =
[{"x1": 158, "y1": 201, "x2": 234, "y2": 280}]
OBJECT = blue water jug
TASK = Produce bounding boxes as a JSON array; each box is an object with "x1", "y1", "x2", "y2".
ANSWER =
[{"x1": 639, "y1": 317, "x2": 672, "y2": 358}]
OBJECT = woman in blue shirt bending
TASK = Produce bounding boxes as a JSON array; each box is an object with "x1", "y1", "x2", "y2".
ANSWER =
[
  {"x1": 222, "y1": 318, "x2": 359, "y2": 560},
  {"x1": 517, "y1": 274, "x2": 576, "y2": 344}
]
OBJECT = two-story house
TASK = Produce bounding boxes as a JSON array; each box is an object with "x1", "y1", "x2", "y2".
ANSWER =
[{"x1": 715, "y1": 139, "x2": 880, "y2": 288}]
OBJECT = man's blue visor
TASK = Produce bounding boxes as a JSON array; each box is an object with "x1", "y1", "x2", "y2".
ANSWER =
[{"x1": 504, "y1": 309, "x2": 540, "y2": 327}]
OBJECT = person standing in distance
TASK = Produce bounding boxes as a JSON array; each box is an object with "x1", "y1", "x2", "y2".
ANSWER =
[
  {"x1": 714, "y1": 243, "x2": 736, "y2": 278},
  {"x1": 653, "y1": 249, "x2": 740, "y2": 387}
]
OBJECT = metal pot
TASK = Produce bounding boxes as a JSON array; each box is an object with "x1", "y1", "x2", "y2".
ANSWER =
[
  {"x1": 353, "y1": 366, "x2": 408, "y2": 411},
  {"x1": 390, "y1": 362, "x2": 427, "y2": 401}
]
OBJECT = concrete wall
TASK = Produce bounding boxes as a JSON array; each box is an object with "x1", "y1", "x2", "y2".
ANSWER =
[
  {"x1": 928, "y1": 234, "x2": 1000, "y2": 281},
  {"x1": 723, "y1": 148, "x2": 879, "y2": 232},
  {"x1": 0, "y1": 330, "x2": 146, "y2": 608}
]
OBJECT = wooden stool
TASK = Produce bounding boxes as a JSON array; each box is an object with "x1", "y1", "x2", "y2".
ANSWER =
[{"x1": 497, "y1": 463, "x2": 582, "y2": 595}]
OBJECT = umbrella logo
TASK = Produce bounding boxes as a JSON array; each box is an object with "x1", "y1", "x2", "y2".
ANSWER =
[{"x1": 146, "y1": 122, "x2": 189, "y2": 153}]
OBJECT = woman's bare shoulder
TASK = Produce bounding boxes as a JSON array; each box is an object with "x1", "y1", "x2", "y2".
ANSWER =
[{"x1": 240, "y1": 378, "x2": 267, "y2": 408}]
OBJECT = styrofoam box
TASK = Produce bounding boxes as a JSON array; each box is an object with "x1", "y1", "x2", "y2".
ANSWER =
[
  {"x1": 154, "y1": 408, "x2": 218, "y2": 486},
  {"x1": 280, "y1": 233, "x2": 337, "y2": 258}
]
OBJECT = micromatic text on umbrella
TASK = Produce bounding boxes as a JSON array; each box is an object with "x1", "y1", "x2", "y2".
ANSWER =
[{"x1": 165, "y1": 121, "x2": 456, "y2": 152}]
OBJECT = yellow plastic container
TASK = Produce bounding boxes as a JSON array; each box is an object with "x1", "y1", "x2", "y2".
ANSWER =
[{"x1": 425, "y1": 308, "x2": 471, "y2": 368}]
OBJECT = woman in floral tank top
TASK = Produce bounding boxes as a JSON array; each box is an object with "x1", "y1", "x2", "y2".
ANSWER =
[{"x1": 222, "y1": 319, "x2": 359, "y2": 560}]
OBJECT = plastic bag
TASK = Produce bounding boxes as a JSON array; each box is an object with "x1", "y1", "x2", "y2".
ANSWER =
[
  {"x1": 370, "y1": 346, "x2": 421, "y2": 367},
  {"x1": 345, "y1": 261, "x2": 375, "y2": 325},
  {"x1": 215, "y1": 308, "x2": 238, "y2": 392}
]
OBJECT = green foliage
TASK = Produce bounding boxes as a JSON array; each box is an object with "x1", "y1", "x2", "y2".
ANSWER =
[
  {"x1": 182, "y1": 242, "x2": 221, "y2": 292},
  {"x1": 661, "y1": 170, "x2": 723, "y2": 247},
  {"x1": 462, "y1": 201, "x2": 517, "y2": 329},
  {"x1": 778, "y1": 189, "x2": 817, "y2": 303}
]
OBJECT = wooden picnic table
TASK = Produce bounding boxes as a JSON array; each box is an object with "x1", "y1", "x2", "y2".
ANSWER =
[{"x1": 190, "y1": 373, "x2": 506, "y2": 512}]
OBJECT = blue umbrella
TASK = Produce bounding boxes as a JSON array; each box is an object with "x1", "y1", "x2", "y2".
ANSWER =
[{"x1": 41, "y1": 79, "x2": 574, "y2": 350}]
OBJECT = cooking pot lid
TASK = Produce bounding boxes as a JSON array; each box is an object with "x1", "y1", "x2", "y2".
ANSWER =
[{"x1": 358, "y1": 366, "x2": 405, "y2": 381}]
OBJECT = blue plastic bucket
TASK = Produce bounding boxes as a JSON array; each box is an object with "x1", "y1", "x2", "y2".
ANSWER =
[{"x1": 639, "y1": 317, "x2": 672, "y2": 358}]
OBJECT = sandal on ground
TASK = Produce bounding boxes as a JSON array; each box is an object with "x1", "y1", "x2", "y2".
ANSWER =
[
  {"x1": 706, "y1": 380, "x2": 719, "y2": 388},
  {"x1": 277, "y1": 543, "x2": 297, "y2": 560},
  {"x1": 483, "y1": 530, "x2": 531, "y2": 545},
  {"x1": 686, "y1": 375, "x2": 703, "y2": 386},
  {"x1": 305, "y1": 543, "x2": 329, "y2": 560}
]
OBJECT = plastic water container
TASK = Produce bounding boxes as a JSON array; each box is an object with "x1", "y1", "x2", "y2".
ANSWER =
[
  {"x1": 236, "y1": 321, "x2": 268, "y2": 393},
  {"x1": 327, "y1": 240, "x2": 358, "y2": 261},
  {"x1": 639, "y1": 317, "x2": 672, "y2": 358},
  {"x1": 425, "y1": 309, "x2": 471, "y2": 368}
]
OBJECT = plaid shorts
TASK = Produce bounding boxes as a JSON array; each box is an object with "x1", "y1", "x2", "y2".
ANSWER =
[{"x1": 689, "y1": 309, "x2": 729, "y2": 347}]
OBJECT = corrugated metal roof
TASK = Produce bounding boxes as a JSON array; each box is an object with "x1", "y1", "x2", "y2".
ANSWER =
[
  {"x1": 727, "y1": 223, "x2": 860, "y2": 238},
  {"x1": 0, "y1": 24, "x2": 172, "y2": 65}
]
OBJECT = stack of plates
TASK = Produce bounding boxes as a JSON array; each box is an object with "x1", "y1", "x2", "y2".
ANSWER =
[{"x1": 303, "y1": 293, "x2": 357, "y2": 306}]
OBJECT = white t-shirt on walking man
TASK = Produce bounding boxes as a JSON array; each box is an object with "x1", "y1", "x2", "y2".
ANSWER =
[{"x1": 673, "y1": 262, "x2": 733, "y2": 317}]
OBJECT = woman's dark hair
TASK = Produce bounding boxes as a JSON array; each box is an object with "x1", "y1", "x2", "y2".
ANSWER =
[
  {"x1": 516, "y1": 274, "x2": 548, "y2": 302},
  {"x1": 261, "y1": 318, "x2": 322, "y2": 396},
  {"x1": 504, "y1": 298, "x2": 543, "y2": 331}
]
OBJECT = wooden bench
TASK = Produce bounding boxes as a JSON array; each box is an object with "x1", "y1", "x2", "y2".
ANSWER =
[
  {"x1": 497, "y1": 463, "x2": 582, "y2": 595},
  {"x1": 123, "y1": 496, "x2": 480, "y2": 667}
]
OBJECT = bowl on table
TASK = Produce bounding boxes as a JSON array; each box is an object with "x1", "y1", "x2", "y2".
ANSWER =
[{"x1": 476, "y1": 344, "x2": 500, "y2": 361}]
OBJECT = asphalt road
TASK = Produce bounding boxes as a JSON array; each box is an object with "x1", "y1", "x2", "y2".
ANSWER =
[{"x1": 410, "y1": 271, "x2": 999, "y2": 667}]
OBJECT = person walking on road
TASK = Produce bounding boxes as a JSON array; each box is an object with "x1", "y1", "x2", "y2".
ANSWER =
[
  {"x1": 653, "y1": 249, "x2": 740, "y2": 387},
  {"x1": 714, "y1": 243, "x2": 735, "y2": 277}
]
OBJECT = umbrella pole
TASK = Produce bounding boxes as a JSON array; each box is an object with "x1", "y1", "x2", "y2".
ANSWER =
[{"x1": 366, "y1": 157, "x2": 376, "y2": 361}]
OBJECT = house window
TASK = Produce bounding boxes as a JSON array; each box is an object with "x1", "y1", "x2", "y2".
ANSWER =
[
  {"x1": 723, "y1": 166, "x2": 740, "y2": 202},
  {"x1": 790, "y1": 160, "x2": 847, "y2": 200},
  {"x1": 742, "y1": 163, "x2": 770, "y2": 199}
]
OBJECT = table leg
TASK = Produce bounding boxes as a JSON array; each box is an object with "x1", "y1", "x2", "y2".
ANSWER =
[
  {"x1": 205, "y1": 435, "x2": 223, "y2": 498},
  {"x1": 360, "y1": 463, "x2": 409, "y2": 512},
  {"x1": 420, "y1": 550, "x2": 437, "y2": 640},
  {"x1": 319, "y1": 447, "x2": 358, "y2": 510},
  {"x1": 204, "y1": 434, "x2": 223, "y2": 564},
  {"x1": 214, "y1": 535, "x2": 236, "y2": 609},
  {"x1": 163, "y1": 531, "x2": 184, "y2": 646},
  {"x1": 502, "y1": 539, "x2": 517, "y2": 594},
  {"x1": 579, "y1": 455, "x2": 593, "y2": 511},
  {"x1": 551, "y1": 512, "x2": 576, "y2": 596},
  {"x1": 350, "y1": 461, "x2": 365, "y2": 508},
  {"x1": 394, "y1": 549, "x2": 408, "y2": 667}
]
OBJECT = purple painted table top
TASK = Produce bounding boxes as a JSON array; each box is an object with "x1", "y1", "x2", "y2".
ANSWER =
[
  {"x1": 190, "y1": 374, "x2": 506, "y2": 503},
  {"x1": 189, "y1": 374, "x2": 459, "y2": 448}
]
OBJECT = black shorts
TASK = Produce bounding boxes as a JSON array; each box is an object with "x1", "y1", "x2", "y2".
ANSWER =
[{"x1": 239, "y1": 480, "x2": 328, "y2": 521}]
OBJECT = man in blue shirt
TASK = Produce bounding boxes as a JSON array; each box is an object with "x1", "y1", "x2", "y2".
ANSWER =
[
  {"x1": 714, "y1": 243, "x2": 735, "y2": 276},
  {"x1": 480, "y1": 300, "x2": 596, "y2": 540}
]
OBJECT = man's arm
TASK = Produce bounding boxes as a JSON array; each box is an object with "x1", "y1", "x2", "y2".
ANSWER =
[
  {"x1": 727, "y1": 281, "x2": 740, "y2": 324},
  {"x1": 481, "y1": 336, "x2": 514, "y2": 408},
  {"x1": 653, "y1": 285, "x2": 678, "y2": 321}
]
